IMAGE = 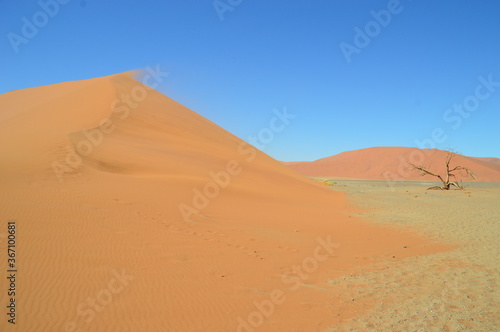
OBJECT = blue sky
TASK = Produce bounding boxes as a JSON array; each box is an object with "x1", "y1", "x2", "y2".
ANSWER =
[{"x1": 1, "y1": 0, "x2": 499, "y2": 161}]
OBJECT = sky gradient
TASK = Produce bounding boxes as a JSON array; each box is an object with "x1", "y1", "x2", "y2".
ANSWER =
[{"x1": 1, "y1": 0, "x2": 499, "y2": 161}]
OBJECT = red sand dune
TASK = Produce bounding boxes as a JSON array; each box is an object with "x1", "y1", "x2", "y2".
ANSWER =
[
  {"x1": 475, "y1": 157, "x2": 500, "y2": 165},
  {"x1": 0, "y1": 73, "x2": 450, "y2": 331},
  {"x1": 285, "y1": 147, "x2": 500, "y2": 182}
]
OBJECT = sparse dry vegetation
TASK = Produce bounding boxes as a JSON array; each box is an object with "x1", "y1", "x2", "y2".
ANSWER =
[{"x1": 410, "y1": 151, "x2": 475, "y2": 190}]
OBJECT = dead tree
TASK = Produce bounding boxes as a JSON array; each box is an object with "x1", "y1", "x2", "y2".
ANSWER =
[{"x1": 410, "y1": 151, "x2": 475, "y2": 190}]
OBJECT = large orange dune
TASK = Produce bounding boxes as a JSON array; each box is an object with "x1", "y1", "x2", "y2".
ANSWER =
[
  {"x1": 285, "y1": 147, "x2": 500, "y2": 182},
  {"x1": 0, "y1": 73, "x2": 450, "y2": 331}
]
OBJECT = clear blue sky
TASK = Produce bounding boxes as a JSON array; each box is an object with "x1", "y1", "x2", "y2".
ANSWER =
[{"x1": 1, "y1": 0, "x2": 499, "y2": 161}]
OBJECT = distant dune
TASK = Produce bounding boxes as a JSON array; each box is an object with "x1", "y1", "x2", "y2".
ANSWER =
[
  {"x1": 285, "y1": 147, "x2": 500, "y2": 182},
  {"x1": 0, "y1": 73, "x2": 450, "y2": 331},
  {"x1": 475, "y1": 157, "x2": 500, "y2": 165}
]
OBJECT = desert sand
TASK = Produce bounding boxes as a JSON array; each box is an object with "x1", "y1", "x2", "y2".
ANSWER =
[
  {"x1": 320, "y1": 179, "x2": 499, "y2": 331},
  {"x1": 0, "y1": 72, "x2": 491, "y2": 331},
  {"x1": 286, "y1": 147, "x2": 500, "y2": 182}
]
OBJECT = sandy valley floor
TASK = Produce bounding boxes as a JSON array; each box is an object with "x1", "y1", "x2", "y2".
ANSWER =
[{"x1": 319, "y1": 179, "x2": 499, "y2": 331}]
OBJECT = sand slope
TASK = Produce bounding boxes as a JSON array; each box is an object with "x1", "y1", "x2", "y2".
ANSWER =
[
  {"x1": 285, "y1": 147, "x2": 500, "y2": 182},
  {"x1": 0, "y1": 73, "x2": 450, "y2": 331},
  {"x1": 475, "y1": 157, "x2": 500, "y2": 165}
]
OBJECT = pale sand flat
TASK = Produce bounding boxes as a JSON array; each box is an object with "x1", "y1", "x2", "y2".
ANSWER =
[{"x1": 322, "y1": 180, "x2": 499, "y2": 331}]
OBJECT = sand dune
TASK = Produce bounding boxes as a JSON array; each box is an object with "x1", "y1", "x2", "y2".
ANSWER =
[
  {"x1": 475, "y1": 157, "x2": 500, "y2": 165},
  {"x1": 285, "y1": 147, "x2": 500, "y2": 182},
  {"x1": 0, "y1": 73, "x2": 450, "y2": 331}
]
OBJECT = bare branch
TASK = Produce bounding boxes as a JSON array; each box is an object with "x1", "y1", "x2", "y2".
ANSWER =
[
  {"x1": 410, "y1": 164, "x2": 440, "y2": 178},
  {"x1": 427, "y1": 186, "x2": 443, "y2": 190},
  {"x1": 449, "y1": 165, "x2": 476, "y2": 180}
]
